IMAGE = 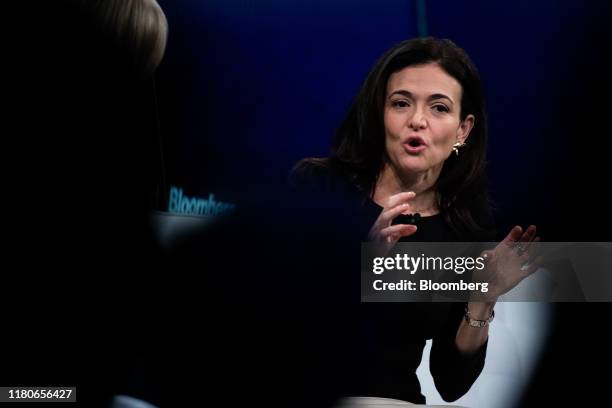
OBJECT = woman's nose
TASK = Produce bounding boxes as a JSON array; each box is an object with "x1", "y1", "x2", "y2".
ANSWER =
[{"x1": 409, "y1": 109, "x2": 427, "y2": 130}]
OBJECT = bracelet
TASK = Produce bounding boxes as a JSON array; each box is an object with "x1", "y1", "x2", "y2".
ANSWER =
[{"x1": 464, "y1": 304, "x2": 495, "y2": 328}]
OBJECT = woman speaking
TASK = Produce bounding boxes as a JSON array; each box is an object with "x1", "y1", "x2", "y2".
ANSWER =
[{"x1": 291, "y1": 37, "x2": 541, "y2": 405}]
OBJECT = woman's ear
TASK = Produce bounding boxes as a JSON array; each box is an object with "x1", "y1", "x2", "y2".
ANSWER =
[{"x1": 457, "y1": 114, "x2": 475, "y2": 144}]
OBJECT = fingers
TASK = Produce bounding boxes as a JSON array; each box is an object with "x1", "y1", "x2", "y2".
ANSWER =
[
  {"x1": 524, "y1": 236, "x2": 542, "y2": 264},
  {"x1": 380, "y1": 224, "x2": 418, "y2": 243},
  {"x1": 515, "y1": 225, "x2": 540, "y2": 256},
  {"x1": 519, "y1": 225, "x2": 537, "y2": 243},
  {"x1": 502, "y1": 225, "x2": 523, "y2": 249},
  {"x1": 386, "y1": 191, "x2": 416, "y2": 209},
  {"x1": 502, "y1": 225, "x2": 541, "y2": 256},
  {"x1": 370, "y1": 192, "x2": 418, "y2": 240},
  {"x1": 480, "y1": 249, "x2": 493, "y2": 263},
  {"x1": 518, "y1": 225, "x2": 536, "y2": 249},
  {"x1": 379, "y1": 202, "x2": 414, "y2": 224},
  {"x1": 527, "y1": 237, "x2": 542, "y2": 259},
  {"x1": 521, "y1": 255, "x2": 543, "y2": 275}
]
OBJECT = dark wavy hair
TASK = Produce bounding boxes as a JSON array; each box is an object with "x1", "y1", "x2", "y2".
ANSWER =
[{"x1": 303, "y1": 37, "x2": 492, "y2": 238}]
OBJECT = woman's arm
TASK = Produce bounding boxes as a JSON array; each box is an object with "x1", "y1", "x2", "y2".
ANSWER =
[
  {"x1": 429, "y1": 302, "x2": 489, "y2": 402},
  {"x1": 431, "y1": 225, "x2": 541, "y2": 401},
  {"x1": 455, "y1": 301, "x2": 495, "y2": 353}
]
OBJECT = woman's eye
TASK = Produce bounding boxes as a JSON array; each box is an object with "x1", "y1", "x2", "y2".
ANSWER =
[
  {"x1": 392, "y1": 100, "x2": 409, "y2": 108},
  {"x1": 433, "y1": 104, "x2": 449, "y2": 113}
]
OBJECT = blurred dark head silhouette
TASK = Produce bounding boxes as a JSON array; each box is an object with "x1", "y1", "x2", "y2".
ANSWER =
[
  {"x1": 8, "y1": 0, "x2": 168, "y2": 254},
  {"x1": 5, "y1": 1, "x2": 169, "y2": 404}
]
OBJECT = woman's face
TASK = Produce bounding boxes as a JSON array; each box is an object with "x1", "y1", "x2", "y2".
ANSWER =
[{"x1": 383, "y1": 62, "x2": 474, "y2": 177}]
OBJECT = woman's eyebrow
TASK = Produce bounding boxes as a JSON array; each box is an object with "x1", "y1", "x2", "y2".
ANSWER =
[
  {"x1": 388, "y1": 90, "x2": 413, "y2": 99},
  {"x1": 430, "y1": 93, "x2": 454, "y2": 104},
  {"x1": 388, "y1": 90, "x2": 454, "y2": 104}
]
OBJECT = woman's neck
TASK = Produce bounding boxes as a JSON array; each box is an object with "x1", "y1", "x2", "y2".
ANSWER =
[{"x1": 373, "y1": 162, "x2": 441, "y2": 216}]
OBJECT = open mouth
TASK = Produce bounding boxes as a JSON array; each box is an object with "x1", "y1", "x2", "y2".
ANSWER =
[
  {"x1": 408, "y1": 139, "x2": 422, "y2": 148},
  {"x1": 404, "y1": 137, "x2": 427, "y2": 152}
]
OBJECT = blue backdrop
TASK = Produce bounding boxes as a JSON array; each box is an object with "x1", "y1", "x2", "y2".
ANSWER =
[{"x1": 155, "y1": 0, "x2": 612, "y2": 240}]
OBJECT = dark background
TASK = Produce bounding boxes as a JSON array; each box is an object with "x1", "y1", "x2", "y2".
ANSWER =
[
  {"x1": 152, "y1": 0, "x2": 612, "y2": 406},
  {"x1": 154, "y1": 0, "x2": 612, "y2": 241},
  {"x1": 5, "y1": 0, "x2": 612, "y2": 406}
]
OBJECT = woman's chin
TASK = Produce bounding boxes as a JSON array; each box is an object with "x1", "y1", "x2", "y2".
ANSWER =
[{"x1": 397, "y1": 161, "x2": 431, "y2": 175}]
